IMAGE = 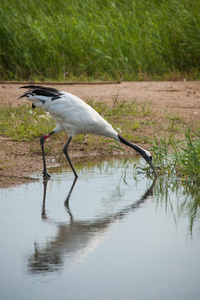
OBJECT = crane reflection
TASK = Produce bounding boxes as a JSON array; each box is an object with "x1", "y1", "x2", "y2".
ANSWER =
[{"x1": 27, "y1": 176, "x2": 157, "y2": 274}]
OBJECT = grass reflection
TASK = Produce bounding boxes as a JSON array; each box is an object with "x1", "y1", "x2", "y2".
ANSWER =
[{"x1": 154, "y1": 175, "x2": 200, "y2": 236}]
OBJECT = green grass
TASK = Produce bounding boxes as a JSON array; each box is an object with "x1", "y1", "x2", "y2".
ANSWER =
[
  {"x1": 0, "y1": 0, "x2": 200, "y2": 80},
  {"x1": 0, "y1": 104, "x2": 55, "y2": 141},
  {"x1": 150, "y1": 128, "x2": 200, "y2": 183}
]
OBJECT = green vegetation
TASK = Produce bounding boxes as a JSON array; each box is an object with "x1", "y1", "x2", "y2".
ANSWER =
[
  {"x1": 0, "y1": 0, "x2": 200, "y2": 80},
  {"x1": 0, "y1": 104, "x2": 55, "y2": 140},
  {"x1": 150, "y1": 128, "x2": 200, "y2": 183}
]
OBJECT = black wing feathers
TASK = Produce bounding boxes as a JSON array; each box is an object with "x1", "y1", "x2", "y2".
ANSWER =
[{"x1": 18, "y1": 85, "x2": 62, "y2": 100}]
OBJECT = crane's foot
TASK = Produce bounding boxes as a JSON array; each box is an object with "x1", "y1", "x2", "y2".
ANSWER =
[{"x1": 43, "y1": 170, "x2": 51, "y2": 180}]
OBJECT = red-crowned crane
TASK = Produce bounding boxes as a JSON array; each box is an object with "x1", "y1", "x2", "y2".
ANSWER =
[{"x1": 18, "y1": 85, "x2": 157, "y2": 179}]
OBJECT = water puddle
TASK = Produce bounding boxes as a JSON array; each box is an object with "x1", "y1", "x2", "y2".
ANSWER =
[{"x1": 0, "y1": 158, "x2": 200, "y2": 300}]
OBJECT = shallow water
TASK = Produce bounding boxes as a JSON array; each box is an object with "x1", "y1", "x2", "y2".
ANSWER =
[{"x1": 0, "y1": 158, "x2": 200, "y2": 300}]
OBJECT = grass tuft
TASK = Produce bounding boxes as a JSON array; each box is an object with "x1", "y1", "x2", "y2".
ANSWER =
[{"x1": 150, "y1": 128, "x2": 200, "y2": 183}]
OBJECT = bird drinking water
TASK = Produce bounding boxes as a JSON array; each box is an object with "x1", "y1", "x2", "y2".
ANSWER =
[{"x1": 18, "y1": 85, "x2": 157, "y2": 179}]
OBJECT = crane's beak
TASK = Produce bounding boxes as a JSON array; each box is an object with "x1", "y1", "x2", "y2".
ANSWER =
[{"x1": 148, "y1": 160, "x2": 157, "y2": 177}]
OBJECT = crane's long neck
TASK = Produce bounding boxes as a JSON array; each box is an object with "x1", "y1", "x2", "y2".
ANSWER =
[
  {"x1": 118, "y1": 134, "x2": 146, "y2": 156},
  {"x1": 117, "y1": 134, "x2": 157, "y2": 176}
]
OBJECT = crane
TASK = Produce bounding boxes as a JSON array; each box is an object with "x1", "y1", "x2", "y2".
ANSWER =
[{"x1": 18, "y1": 85, "x2": 157, "y2": 179}]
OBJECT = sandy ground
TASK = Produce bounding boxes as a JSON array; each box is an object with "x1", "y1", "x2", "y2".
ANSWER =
[{"x1": 0, "y1": 81, "x2": 200, "y2": 188}]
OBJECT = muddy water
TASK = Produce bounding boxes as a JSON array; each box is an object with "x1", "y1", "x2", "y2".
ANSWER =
[{"x1": 0, "y1": 159, "x2": 200, "y2": 300}]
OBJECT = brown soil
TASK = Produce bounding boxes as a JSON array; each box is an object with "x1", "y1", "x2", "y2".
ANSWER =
[{"x1": 0, "y1": 81, "x2": 200, "y2": 188}]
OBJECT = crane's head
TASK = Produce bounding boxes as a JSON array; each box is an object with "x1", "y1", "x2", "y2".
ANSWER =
[
  {"x1": 141, "y1": 150, "x2": 157, "y2": 176},
  {"x1": 117, "y1": 134, "x2": 157, "y2": 176}
]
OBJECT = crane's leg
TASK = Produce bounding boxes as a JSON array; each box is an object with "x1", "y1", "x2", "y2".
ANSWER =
[
  {"x1": 40, "y1": 131, "x2": 55, "y2": 180},
  {"x1": 63, "y1": 136, "x2": 78, "y2": 178}
]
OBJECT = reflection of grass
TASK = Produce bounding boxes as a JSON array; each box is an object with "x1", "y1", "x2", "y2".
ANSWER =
[{"x1": 154, "y1": 175, "x2": 200, "y2": 236}]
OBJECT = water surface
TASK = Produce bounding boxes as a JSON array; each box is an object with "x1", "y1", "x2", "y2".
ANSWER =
[{"x1": 0, "y1": 159, "x2": 200, "y2": 300}]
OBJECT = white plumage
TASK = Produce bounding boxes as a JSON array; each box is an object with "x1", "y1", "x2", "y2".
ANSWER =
[
  {"x1": 18, "y1": 85, "x2": 157, "y2": 179},
  {"x1": 50, "y1": 92, "x2": 118, "y2": 139}
]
